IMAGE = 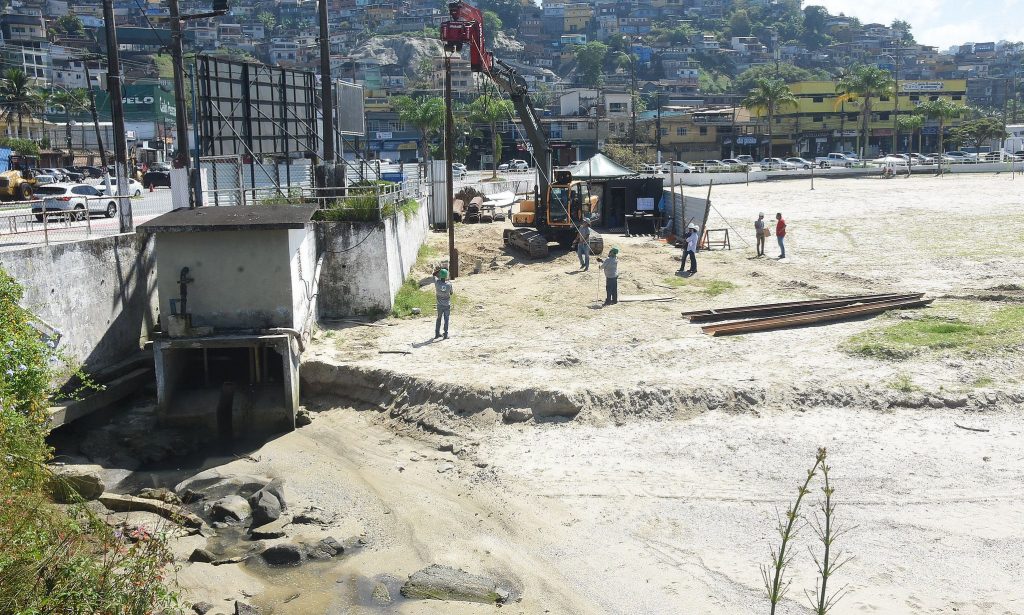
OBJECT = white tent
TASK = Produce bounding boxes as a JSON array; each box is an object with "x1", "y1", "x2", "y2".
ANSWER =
[{"x1": 564, "y1": 153, "x2": 637, "y2": 179}]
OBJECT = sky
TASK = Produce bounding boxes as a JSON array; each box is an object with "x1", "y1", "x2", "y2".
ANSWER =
[{"x1": 808, "y1": 0, "x2": 1024, "y2": 50}]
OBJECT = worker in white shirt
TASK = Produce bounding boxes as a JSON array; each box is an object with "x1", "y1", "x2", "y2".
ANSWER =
[{"x1": 679, "y1": 223, "x2": 698, "y2": 275}]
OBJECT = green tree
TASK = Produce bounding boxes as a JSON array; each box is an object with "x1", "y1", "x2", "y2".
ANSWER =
[
  {"x1": 801, "y1": 5, "x2": 832, "y2": 49},
  {"x1": 393, "y1": 95, "x2": 446, "y2": 171},
  {"x1": 53, "y1": 14, "x2": 85, "y2": 37},
  {"x1": 483, "y1": 10, "x2": 503, "y2": 33},
  {"x1": 891, "y1": 19, "x2": 914, "y2": 43},
  {"x1": 728, "y1": 9, "x2": 751, "y2": 38},
  {"x1": 835, "y1": 64, "x2": 896, "y2": 158},
  {"x1": 475, "y1": 0, "x2": 523, "y2": 30},
  {"x1": 950, "y1": 116, "x2": 1006, "y2": 151},
  {"x1": 257, "y1": 11, "x2": 277, "y2": 39},
  {"x1": 651, "y1": 21, "x2": 695, "y2": 46},
  {"x1": 742, "y1": 77, "x2": 797, "y2": 157},
  {"x1": 896, "y1": 113, "x2": 924, "y2": 154},
  {"x1": 574, "y1": 41, "x2": 609, "y2": 87},
  {"x1": 915, "y1": 99, "x2": 966, "y2": 172},
  {"x1": 0, "y1": 68, "x2": 43, "y2": 139},
  {"x1": 468, "y1": 85, "x2": 513, "y2": 178},
  {"x1": 733, "y1": 63, "x2": 827, "y2": 96}
]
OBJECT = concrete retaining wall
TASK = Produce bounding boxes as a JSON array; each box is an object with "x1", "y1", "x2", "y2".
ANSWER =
[
  {"x1": 316, "y1": 199, "x2": 430, "y2": 318},
  {"x1": 677, "y1": 171, "x2": 766, "y2": 186},
  {"x1": 0, "y1": 233, "x2": 156, "y2": 374}
]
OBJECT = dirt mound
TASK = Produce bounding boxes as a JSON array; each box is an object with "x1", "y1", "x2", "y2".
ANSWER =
[{"x1": 301, "y1": 359, "x2": 1022, "y2": 432}]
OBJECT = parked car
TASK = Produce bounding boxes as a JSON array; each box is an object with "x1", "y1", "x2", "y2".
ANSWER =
[
  {"x1": 908, "y1": 153, "x2": 935, "y2": 165},
  {"x1": 34, "y1": 174, "x2": 58, "y2": 186},
  {"x1": 814, "y1": 153, "x2": 857, "y2": 168},
  {"x1": 74, "y1": 165, "x2": 103, "y2": 179},
  {"x1": 143, "y1": 163, "x2": 173, "y2": 188},
  {"x1": 841, "y1": 152, "x2": 861, "y2": 161},
  {"x1": 508, "y1": 159, "x2": 528, "y2": 171},
  {"x1": 760, "y1": 157, "x2": 797, "y2": 170},
  {"x1": 658, "y1": 160, "x2": 695, "y2": 174},
  {"x1": 735, "y1": 155, "x2": 755, "y2": 165},
  {"x1": 62, "y1": 168, "x2": 85, "y2": 182},
  {"x1": 40, "y1": 168, "x2": 68, "y2": 181},
  {"x1": 96, "y1": 177, "x2": 144, "y2": 197},
  {"x1": 785, "y1": 157, "x2": 815, "y2": 169},
  {"x1": 451, "y1": 162, "x2": 468, "y2": 179},
  {"x1": 721, "y1": 159, "x2": 750, "y2": 171},
  {"x1": 943, "y1": 151, "x2": 976, "y2": 163},
  {"x1": 30, "y1": 183, "x2": 120, "y2": 221}
]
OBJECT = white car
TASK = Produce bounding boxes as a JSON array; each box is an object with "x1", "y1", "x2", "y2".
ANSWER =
[
  {"x1": 785, "y1": 157, "x2": 815, "y2": 169},
  {"x1": 760, "y1": 157, "x2": 797, "y2": 170},
  {"x1": 31, "y1": 183, "x2": 120, "y2": 221},
  {"x1": 658, "y1": 161, "x2": 695, "y2": 174},
  {"x1": 34, "y1": 174, "x2": 58, "y2": 186},
  {"x1": 96, "y1": 177, "x2": 144, "y2": 197},
  {"x1": 451, "y1": 163, "x2": 468, "y2": 179}
]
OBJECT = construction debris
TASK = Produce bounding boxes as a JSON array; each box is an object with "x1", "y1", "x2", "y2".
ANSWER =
[
  {"x1": 697, "y1": 294, "x2": 932, "y2": 336},
  {"x1": 683, "y1": 293, "x2": 923, "y2": 323}
]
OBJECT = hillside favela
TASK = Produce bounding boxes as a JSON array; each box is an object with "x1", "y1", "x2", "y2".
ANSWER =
[{"x1": 2, "y1": 0, "x2": 1024, "y2": 613}]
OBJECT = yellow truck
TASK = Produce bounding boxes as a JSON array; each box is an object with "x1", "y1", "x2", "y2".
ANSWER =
[{"x1": 0, "y1": 154, "x2": 39, "y2": 201}]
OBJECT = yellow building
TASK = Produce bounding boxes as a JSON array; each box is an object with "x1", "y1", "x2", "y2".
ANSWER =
[
  {"x1": 651, "y1": 107, "x2": 757, "y2": 162},
  {"x1": 748, "y1": 79, "x2": 968, "y2": 158},
  {"x1": 563, "y1": 3, "x2": 593, "y2": 34}
]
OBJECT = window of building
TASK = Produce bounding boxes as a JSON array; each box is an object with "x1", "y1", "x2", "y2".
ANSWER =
[
  {"x1": 879, "y1": 112, "x2": 890, "y2": 121},
  {"x1": 929, "y1": 95, "x2": 939, "y2": 102},
  {"x1": 699, "y1": 126, "x2": 707, "y2": 135},
  {"x1": 567, "y1": 122, "x2": 578, "y2": 130},
  {"x1": 676, "y1": 127, "x2": 686, "y2": 136},
  {"x1": 812, "y1": 96, "x2": 824, "y2": 103},
  {"x1": 812, "y1": 115, "x2": 823, "y2": 122},
  {"x1": 587, "y1": 121, "x2": 595, "y2": 130},
  {"x1": 660, "y1": 127, "x2": 668, "y2": 136},
  {"x1": 847, "y1": 113, "x2": 858, "y2": 121},
  {"x1": 879, "y1": 96, "x2": 890, "y2": 102},
  {"x1": 610, "y1": 123, "x2": 617, "y2": 132},
  {"x1": 910, "y1": 95, "x2": 920, "y2": 102},
  {"x1": 619, "y1": 122, "x2": 626, "y2": 132}
]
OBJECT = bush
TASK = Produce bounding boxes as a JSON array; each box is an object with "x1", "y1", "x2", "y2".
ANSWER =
[{"x1": 0, "y1": 267, "x2": 180, "y2": 614}]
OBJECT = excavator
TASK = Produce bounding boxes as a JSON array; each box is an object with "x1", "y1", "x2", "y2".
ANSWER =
[{"x1": 442, "y1": 0, "x2": 603, "y2": 258}]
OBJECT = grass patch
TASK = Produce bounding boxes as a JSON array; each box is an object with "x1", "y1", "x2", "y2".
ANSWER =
[
  {"x1": 662, "y1": 276, "x2": 736, "y2": 296},
  {"x1": 889, "y1": 373, "x2": 918, "y2": 393},
  {"x1": 845, "y1": 305, "x2": 1024, "y2": 361},
  {"x1": 391, "y1": 242, "x2": 460, "y2": 318},
  {"x1": 973, "y1": 376, "x2": 994, "y2": 388}
]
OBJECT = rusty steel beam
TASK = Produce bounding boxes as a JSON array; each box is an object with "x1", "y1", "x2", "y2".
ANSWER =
[
  {"x1": 702, "y1": 297, "x2": 933, "y2": 337},
  {"x1": 686, "y1": 293, "x2": 924, "y2": 323}
]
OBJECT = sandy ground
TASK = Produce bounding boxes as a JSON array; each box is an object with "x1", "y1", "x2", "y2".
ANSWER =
[{"x1": 165, "y1": 174, "x2": 1024, "y2": 614}]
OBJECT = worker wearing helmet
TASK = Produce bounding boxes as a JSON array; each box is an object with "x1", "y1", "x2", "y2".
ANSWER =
[
  {"x1": 433, "y1": 267, "x2": 454, "y2": 340},
  {"x1": 599, "y1": 247, "x2": 620, "y2": 305}
]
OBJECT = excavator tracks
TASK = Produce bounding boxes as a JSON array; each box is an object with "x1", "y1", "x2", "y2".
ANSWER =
[{"x1": 503, "y1": 228, "x2": 550, "y2": 258}]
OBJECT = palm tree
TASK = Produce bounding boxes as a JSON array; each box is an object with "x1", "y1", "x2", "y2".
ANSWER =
[
  {"x1": 896, "y1": 114, "x2": 925, "y2": 154},
  {"x1": 835, "y1": 65, "x2": 896, "y2": 159},
  {"x1": 0, "y1": 68, "x2": 43, "y2": 139},
  {"x1": 742, "y1": 77, "x2": 797, "y2": 159},
  {"x1": 392, "y1": 95, "x2": 446, "y2": 174},
  {"x1": 468, "y1": 84, "x2": 514, "y2": 178},
  {"x1": 48, "y1": 88, "x2": 89, "y2": 163},
  {"x1": 915, "y1": 99, "x2": 966, "y2": 174}
]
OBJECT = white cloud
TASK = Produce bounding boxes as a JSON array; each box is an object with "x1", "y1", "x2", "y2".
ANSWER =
[{"x1": 807, "y1": 0, "x2": 1024, "y2": 49}]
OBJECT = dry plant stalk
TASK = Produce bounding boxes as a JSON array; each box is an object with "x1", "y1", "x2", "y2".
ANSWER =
[
  {"x1": 761, "y1": 447, "x2": 826, "y2": 615},
  {"x1": 806, "y1": 456, "x2": 853, "y2": 614}
]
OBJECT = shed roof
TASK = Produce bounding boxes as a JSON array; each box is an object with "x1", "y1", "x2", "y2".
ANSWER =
[
  {"x1": 565, "y1": 153, "x2": 636, "y2": 179},
  {"x1": 137, "y1": 206, "x2": 317, "y2": 233}
]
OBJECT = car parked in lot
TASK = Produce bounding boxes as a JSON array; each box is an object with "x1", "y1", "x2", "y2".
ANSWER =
[
  {"x1": 735, "y1": 155, "x2": 755, "y2": 165},
  {"x1": 30, "y1": 183, "x2": 120, "y2": 221},
  {"x1": 40, "y1": 168, "x2": 68, "y2": 181},
  {"x1": 760, "y1": 157, "x2": 797, "y2": 170},
  {"x1": 943, "y1": 151, "x2": 976, "y2": 163},
  {"x1": 721, "y1": 158, "x2": 750, "y2": 171},
  {"x1": 95, "y1": 177, "x2": 144, "y2": 197},
  {"x1": 907, "y1": 153, "x2": 935, "y2": 165},
  {"x1": 62, "y1": 168, "x2": 85, "y2": 182},
  {"x1": 34, "y1": 174, "x2": 58, "y2": 186},
  {"x1": 143, "y1": 163, "x2": 173, "y2": 188},
  {"x1": 658, "y1": 160, "x2": 696, "y2": 174},
  {"x1": 785, "y1": 157, "x2": 815, "y2": 169}
]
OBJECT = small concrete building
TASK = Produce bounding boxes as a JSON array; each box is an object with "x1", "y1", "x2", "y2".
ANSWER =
[{"x1": 138, "y1": 206, "x2": 319, "y2": 439}]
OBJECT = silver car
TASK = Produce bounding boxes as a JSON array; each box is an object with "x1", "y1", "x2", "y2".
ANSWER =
[{"x1": 30, "y1": 183, "x2": 120, "y2": 221}]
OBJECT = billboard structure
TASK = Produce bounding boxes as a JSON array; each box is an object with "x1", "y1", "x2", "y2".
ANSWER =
[{"x1": 197, "y1": 55, "x2": 318, "y2": 160}]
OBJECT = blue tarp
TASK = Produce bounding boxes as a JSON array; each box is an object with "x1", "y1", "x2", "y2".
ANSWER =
[{"x1": 0, "y1": 148, "x2": 10, "y2": 173}]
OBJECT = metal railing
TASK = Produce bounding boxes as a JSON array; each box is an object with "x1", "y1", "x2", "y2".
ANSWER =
[{"x1": 0, "y1": 196, "x2": 134, "y2": 249}]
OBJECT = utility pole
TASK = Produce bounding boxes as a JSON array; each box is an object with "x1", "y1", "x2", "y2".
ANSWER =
[
  {"x1": 655, "y1": 92, "x2": 662, "y2": 161},
  {"x1": 83, "y1": 60, "x2": 108, "y2": 173},
  {"x1": 103, "y1": 0, "x2": 132, "y2": 231},
  {"x1": 318, "y1": 0, "x2": 335, "y2": 170},
  {"x1": 630, "y1": 59, "x2": 637, "y2": 153},
  {"x1": 892, "y1": 42, "x2": 901, "y2": 156},
  {"x1": 168, "y1": 0, "x2": 192, "y2": 207},
  {"x1": 444, "y1": 54, "x2": 458, "y2": 278}
]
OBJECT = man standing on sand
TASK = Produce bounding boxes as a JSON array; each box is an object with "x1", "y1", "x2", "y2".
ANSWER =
[
  {"x1": 754, "y1": 212, "x2": 766, "y2": 257},
  {"x1": 679, "y1": 223, "x2": 698, "y2": 275},
  {"x1": 599, "y1": 247, "x2": 620, "y2": 305},
  {"x1": 775, "y1": 212, "x2": 787, "y2": 259},
  {"x1": 572, "y1": 219, "x2": 591, "y2": 271},
  {"x1": 433, "y1": 268, "x2": 453, "y2": 339}
]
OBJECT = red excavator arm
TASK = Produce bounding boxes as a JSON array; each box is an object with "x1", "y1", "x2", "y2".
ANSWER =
[{"x1": 440, "y1": 0, "x2": 492, "y2": 72}]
